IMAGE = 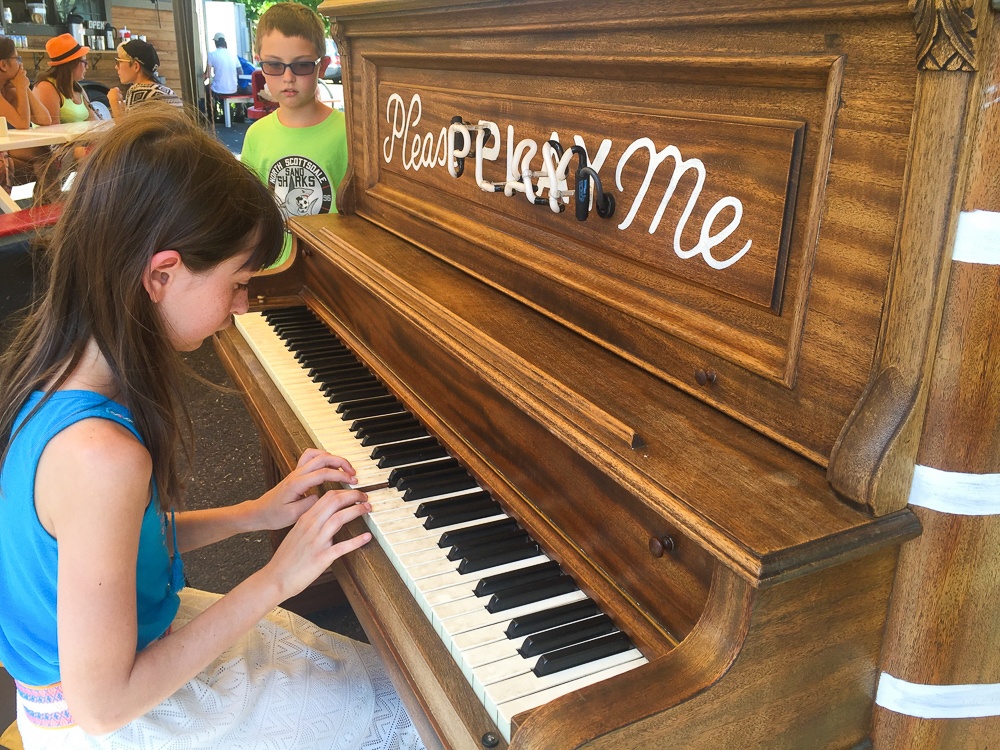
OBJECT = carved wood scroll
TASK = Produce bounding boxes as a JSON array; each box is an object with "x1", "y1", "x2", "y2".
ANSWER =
[{"x1": 911, "y1": 0, "x2": 978, "y2": 70}]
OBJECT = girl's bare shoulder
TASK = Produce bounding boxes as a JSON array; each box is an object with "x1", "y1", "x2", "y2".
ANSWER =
[{"x1": 37, "y1": 417, "x2": 152, "y2": 528}]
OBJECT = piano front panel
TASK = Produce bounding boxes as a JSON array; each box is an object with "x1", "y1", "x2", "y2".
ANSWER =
[
  {"x1": 333, "y1": 2, "x2": 921, "y2": 470},
  {"x1": 293, "y1": 215, "x2": 887, "y2": 583}
]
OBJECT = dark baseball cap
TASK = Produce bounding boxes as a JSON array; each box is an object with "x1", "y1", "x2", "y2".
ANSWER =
[{"x1": 122, "y1": 39, "x2": 159, "y2": 74}]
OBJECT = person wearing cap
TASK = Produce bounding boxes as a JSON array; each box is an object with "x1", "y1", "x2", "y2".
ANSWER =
[
  {"x1": 205, "y1": 32, "x2": 239, "y2": 98},
  {"x1": 34, "y1": 32, "x2": 98, "y2": 124},
  {"x1": 109, "y1": 39, "x2": 182, "y2": 119}
]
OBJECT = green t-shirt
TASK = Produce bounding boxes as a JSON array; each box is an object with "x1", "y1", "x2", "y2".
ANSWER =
[{"x1": 241, "y1": 107, "x2": 349, "y2": 266}]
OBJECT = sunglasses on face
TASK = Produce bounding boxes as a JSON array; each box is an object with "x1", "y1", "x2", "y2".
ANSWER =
[{"x1": 259, "y1": 58, "x2": 321, "y2": 76}]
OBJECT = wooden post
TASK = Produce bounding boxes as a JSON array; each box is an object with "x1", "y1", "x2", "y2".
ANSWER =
[{"x1": 873, "y1": 2, "x2": 1000, "y2": 745}]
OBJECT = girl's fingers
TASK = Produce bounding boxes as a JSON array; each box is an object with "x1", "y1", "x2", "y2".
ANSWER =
[
  {"x1": 323, "y1": 532, "x2": 372, "y2": 564},
  {"x1": 296, "y1": 449, "x2": 356, "y2": 477},
  {"x1": 297, "y1": 490, "x2": 367, "y2": 532},
  {"x1": 281, "y1": 466, "x2": 357, "y2": 500},
  {"x1": 295, "y1": 448, "x2": 326, "y2": 468}
]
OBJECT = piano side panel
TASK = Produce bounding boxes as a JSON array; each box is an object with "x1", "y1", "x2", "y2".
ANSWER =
[{"x1": 513, "y1": 545, "x2": 902, "y2": 749}]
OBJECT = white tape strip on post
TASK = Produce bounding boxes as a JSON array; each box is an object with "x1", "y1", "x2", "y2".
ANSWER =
[
  {"x1": 876, "y1": 673, "x2": 1000, "y2": 718},
  {"x1": 953, "y1": 210, "x2": 1000, "y2": 264},
  {"x1": 908, "y1": 465, "x2": 1000, "y2": 515}
]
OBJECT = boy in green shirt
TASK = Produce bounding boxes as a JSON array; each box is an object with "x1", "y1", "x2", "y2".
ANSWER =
[{"x1": 241, "y1": 2, "x2": 348, "y2": 267}]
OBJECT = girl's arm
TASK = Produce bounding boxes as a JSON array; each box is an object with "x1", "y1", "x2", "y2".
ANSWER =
[
  {"x1": 33, "y1": 80, "x2": 61, "y2": 123},
  {"x1": 39, "y1": 420, "x2": 371, "y2": 735},
  {"x1": 173, "y1": 447, "x2": 358, "y2": 553}
]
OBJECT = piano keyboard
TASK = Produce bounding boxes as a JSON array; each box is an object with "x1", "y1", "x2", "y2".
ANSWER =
[{"x1": 233, "y1": 307, "x2": 647, "y2": 739}]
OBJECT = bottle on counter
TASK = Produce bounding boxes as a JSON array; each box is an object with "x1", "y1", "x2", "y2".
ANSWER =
[{"x1": 2, "y1": 7, "x2": 12, "y2": 25}]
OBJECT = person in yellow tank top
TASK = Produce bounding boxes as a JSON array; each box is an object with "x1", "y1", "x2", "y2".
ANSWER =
[{"x1": 34, "y1": 34, "x2": 98, "y2": 124}]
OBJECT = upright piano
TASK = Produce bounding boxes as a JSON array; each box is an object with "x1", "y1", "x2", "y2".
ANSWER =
[{"x1": 215, "y1": 0, "x2": 998, "y2": 747}]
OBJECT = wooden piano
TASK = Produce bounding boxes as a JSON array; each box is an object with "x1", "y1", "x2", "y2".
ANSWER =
[{"x1": 215, "y1": 0, "x2": 1000, "y2": 747}]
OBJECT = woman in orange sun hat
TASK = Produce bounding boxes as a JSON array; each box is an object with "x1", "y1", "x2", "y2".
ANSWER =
[{"x1": 34, "y1": 33, "x2": 98, "y2": 124}]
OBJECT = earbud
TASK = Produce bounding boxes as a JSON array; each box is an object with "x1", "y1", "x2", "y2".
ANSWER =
[{"x1": 159, "y1": 272, "x2": 169, "y2": 284}]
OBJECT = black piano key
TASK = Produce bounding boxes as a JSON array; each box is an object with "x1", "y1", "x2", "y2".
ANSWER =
[
  {"x1": 350, "y1": 412, "x2": 421, "y2": 434},
  {"x1": 532, "y1": 631, "x2": 633, "y2": 677},
  {"x1": 403, "y1": 474, "x2": 478, "y2": 500},
  {"x1": 263, "y1": 308, "x2": 311, "y2": 323},
  {"x1": 271, "y1": 317, "x2": 328, "y2": 330},
  {"x1": 306, "y1": 355, "x2": 361, "y2": 374},
  {"x1": 274, "y1": 324, "x2": 336, "y2": 342},
  {"x1": 356, "y1": 416, "x2": 422, "y2": 440},
  {"x1": 282, "y1": 330, "x2": 341, "y2": 345},
  {"x1": 330, "y1": 386, "x2": 392, "y2": 405},
  {"x1": 376, "y1": 443, "x2": 449, "y2": 468},
  {"x1": 292, "y1": 340, "x2": 347, "y2": 358},
  {"x1": 338, "y1": 395, "x2": 400, "y2": 416},
  {"x1": 396, "y1": 465, "x2": 470, "y2": 491},
  {"x1": 518, "y1": 614, "x2": 616, "y2": 658},
  {"x1": 438, "y1": 517, "x2": 520, "y2": 549},
  {"x1": 458, "y1": 542, "x2": 540, "y2": 574},
  {"x1": 361, "y1": 424, "x2": 428, "y2": 446},
  {"x1": 314, "y1": 365, "x2": 371, "y2": 382},
  {"x1": 319, "y1": 371, "x2": 378, "y2": 389},
  {"x1": 370, "y1": 435, "x2": 439, "y2": 458},
  {"x1": 447, "y1": 529, "x2": 530, "y2": 561},
  {"x1": 485, "y1": 574, "x2": 578, "y2": 613},
  {"x1": 506, "y1": 599, "x2": 601, "y2": 639},
  {"x1": 322, "y1": 378, "x2": 382, "y2": 398},
  {"x1": 414, "y1": 491, "x2": 492, "y2": 517},
  {"x1": 387, "y1": 458, "x2": 460, "y2": 486},
  {"x1": 423, "y1": 501, "x2": 503, "y2": 529},
  {"x1": 339, "y1": 401, "x2": 405, "y2": 421},
  {"x1": 473, "y1": 560, "x2": 561, "y2": 597}
]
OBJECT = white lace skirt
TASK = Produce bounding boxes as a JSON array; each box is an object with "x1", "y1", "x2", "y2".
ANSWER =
[{"x1": 16, "y1": 588, "x2": 425, "y2": 750}]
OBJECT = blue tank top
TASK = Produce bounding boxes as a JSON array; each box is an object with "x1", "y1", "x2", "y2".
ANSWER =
[{"x1": 0, "y1": 390, "x2": 183, "y2": 686}]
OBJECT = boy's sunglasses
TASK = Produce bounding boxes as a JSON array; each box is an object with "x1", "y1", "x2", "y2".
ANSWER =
[{"x1": 259, "y1": 58, "x2": 321, "y2": 76}]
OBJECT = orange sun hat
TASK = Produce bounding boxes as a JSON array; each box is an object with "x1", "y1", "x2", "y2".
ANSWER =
[{"x1": 45, "y1": 33, "x2": 89, "y2": 66}]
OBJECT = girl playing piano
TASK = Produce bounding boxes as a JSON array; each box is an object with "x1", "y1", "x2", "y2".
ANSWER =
[{"x1": 0, "y1": 106, "x2": 425, "y2": 750}]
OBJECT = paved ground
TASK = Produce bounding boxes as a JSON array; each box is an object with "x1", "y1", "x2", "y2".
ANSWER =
[{"x1": 0, "y1": 123, "x2": 364, "y2": 731}]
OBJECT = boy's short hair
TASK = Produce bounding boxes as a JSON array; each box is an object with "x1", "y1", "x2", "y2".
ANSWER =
[{"x1": 254, "y1": 2, "x2": 326, "y2": 59}]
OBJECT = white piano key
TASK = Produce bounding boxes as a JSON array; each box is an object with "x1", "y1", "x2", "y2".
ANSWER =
[
  {"x1": 463, "y1": 634, "x2": 529, "y2": 670},
  {"x1": 492, "y1": 657, "x2": 648, "y2": 740},
  {"x1": 484, "y1": 648, "x2": 644, "y2": 720},
  {"x1": 451, "y1": 621, "x2": 511, "y2": 655}
]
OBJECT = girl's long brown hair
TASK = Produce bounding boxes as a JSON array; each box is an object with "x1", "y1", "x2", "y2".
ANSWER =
[{"x1": 0, "y1": 105, "x2": 284, "y2": 509}]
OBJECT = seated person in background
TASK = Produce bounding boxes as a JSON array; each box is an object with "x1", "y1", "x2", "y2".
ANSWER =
[
  {"x1": 109, "y1": 39, "x2": 183, "y2": 118},
  {"x1": 0, "y1": 35, "x2": 52, "y2": 191},
  {"x1": 0, "y1": 35, "x2": 52, "y2": 129},
  {"x1": 205, "y1": 33, "x2": 239, "y2": 96},
  {"x1": 34, "y1": 34, "x2": 98, "y2": 124}
]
